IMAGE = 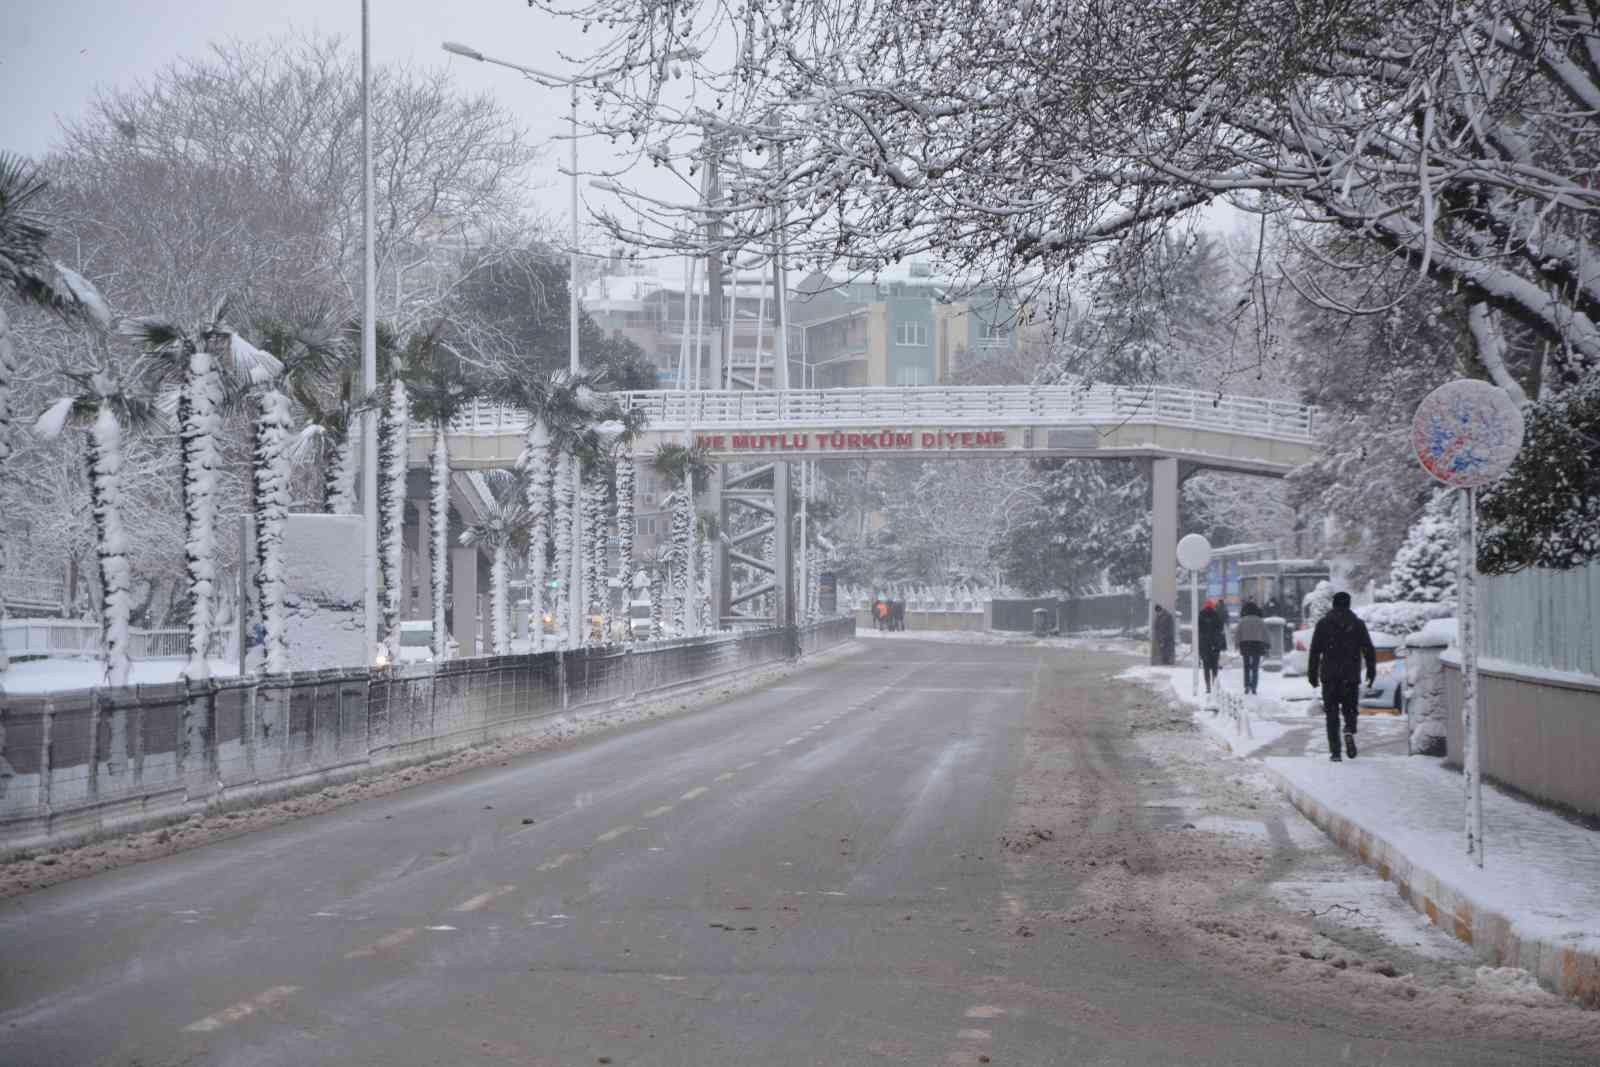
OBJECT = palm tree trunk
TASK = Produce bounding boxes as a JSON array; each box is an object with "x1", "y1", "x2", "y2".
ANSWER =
[
  {"x1": 180, "y1": 351, "x2": 222, "y2": 680},
  {"x1": 670, "y1": 491, "x2": 692, "y2": 634},
  {"x1": 524, "y1": 422, "x2": 551, "y2": 653},
  {"x1": 253, "y1": 387, "x2": 293, "y2": 674},
  {"x1": 325, "y1": 434, "x2": 357, "y2": 514},
  {"x1": 430, "y1": 426, "x2": 449, "y2": 660},
  {"x1": 88, "y1": 407, "x2": 131, "y2": 688},
  {"x1": 584, "y1": 464, "x2": 607, "y2": 643},
  {"x1": 649, "y1": 560, "x2": 665, "y2": 640},
  {"x1": 378, "y1": 379, "x2": 408, "y2": 657},
  {"x1": 697, "y1": 529, "x2": 712, "y2": 634},
  {"x1": 615, "y1": 459, "x2": 636, "y2": 642},
  {"x1": 0, "y1": 305, "x2": 14, "y2": 467},
  {"x1": 491, "y1": 543, "x2": 509, "y2": 656},
  {"x1": 552, "y1": 450, "x2": 575, "y2": 648}
]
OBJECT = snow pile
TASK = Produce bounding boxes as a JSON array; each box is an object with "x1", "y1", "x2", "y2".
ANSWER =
[
  {"x1": 1357, "y1": 600, "x2": 1455, "y2": 637},
  {"x1": 1408, "y1": 617, "x2": 1459, "y2": 649}
]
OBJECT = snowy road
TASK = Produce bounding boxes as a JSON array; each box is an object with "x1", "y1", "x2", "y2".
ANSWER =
[{"x1": 2, "y1": 640, "x2": 1596, "y2": 1065}]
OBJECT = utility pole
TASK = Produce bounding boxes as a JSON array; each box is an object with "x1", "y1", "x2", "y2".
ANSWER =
[{"x1": 361, "y1": 0, "x2": 379, "y2": 662}]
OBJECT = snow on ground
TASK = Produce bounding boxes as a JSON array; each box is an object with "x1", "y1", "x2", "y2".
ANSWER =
[
  {"x1": 858, "y1": 628, "x2": 1144, "y2": 655},
  {"x1": 2, "y1": 657, "x2": 238, "y2": 694}
]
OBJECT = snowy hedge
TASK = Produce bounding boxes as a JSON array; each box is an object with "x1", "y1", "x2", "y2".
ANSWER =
[{"x1": 1355, "y1": 600, "x2": 1456, "y2": 637}]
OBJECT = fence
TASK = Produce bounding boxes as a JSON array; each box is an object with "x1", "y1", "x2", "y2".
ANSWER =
[
  {"x1": 1477, "y1": 560, "x2": 1600, "y2": 679},
  {"x1": 0, "y1": 618, "x2": 855, "y2": 854},
  {"x1": 1, "y1": 620, "x2": 189, "y2": 660}
]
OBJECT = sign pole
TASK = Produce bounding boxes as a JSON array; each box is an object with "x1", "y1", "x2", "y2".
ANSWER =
[
  {"x1": 1410, "y1": 378, "x2": 1523, "y2": 869},
  {"x1": 1190, "y1": 569, "x2": 1200, "y2": 698},
  {"x1": 1459, "y1": 486, "x2": 1483, "y2": 867}
]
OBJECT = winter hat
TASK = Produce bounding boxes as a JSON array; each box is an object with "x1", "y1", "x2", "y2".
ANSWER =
[
  {"x1": 1203, "y1": 599, "x2": 1215, "y2": 610},
  {"x1": 1332, "y1": 591, "x2": 1352, "y2": 609}
]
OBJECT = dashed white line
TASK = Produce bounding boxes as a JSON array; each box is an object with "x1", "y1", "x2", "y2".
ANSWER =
[
  {"x1": 713, "y1": 771, "x2": 735, "y2": 782},
  {"x1": 595, "y1": 825, "x2": 634, "y2": 843},
  {"x1": 737, "y1": 761, "x2": 758, "y2": 771},
  {"x1": 763, "y1": 748, "x2": 782, "y2": 756},
  {"x1": 680, "y1": 786, "x2": 709, "y2": 801},
  {"x1": 783, "y1": 737, "x2": 804, "y2": 745},
  {"x1": 344, "y1": 927, "x2": 418, "y2": 959},
  {"x1": 643, "y1": 804, "x2": 675, "y2": 818},
  {"x1": 453, "y1": 885, "x2": 517, "y2": 912},
  {"x1": 182, "y1": 985, "x2": 300, "y2": 1033},
  {"x1": 538, "y1": 852, "x2": 576, "y2": 871},
  {"x1": 957, "y1": 1028, "x2": 992, "y2": 1041}
]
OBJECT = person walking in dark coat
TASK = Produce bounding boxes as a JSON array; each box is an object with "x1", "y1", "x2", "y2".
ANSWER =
[
  {"x1": 1153, "y1": 604, "x2": 1176, "y2": 666},
  {"x1": 1235, "y1": 600, "x2": 1269, "y2": 695},
  {"x1": 1197, "y1": 599, "x2": 1226, "y2": 694},
  {"x1": 1308, "y1": 591, "x2": 1377, "y2": 761}
]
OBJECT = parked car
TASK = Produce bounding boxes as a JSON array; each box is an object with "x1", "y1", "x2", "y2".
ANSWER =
[
  {"x1": 1360, "y1": 631, "x2": 1406, "y2": 712},
  {"x1": 628, "y1": 598, "x2": 653, "y2": 639},
  {"x1": 396, "y1": 620, "x2": 435, "y2": 665}
]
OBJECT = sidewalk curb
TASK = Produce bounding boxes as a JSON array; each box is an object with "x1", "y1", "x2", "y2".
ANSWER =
[{"x1": 1264, "y1": 765, "x2": 1600, "y2": 1008}]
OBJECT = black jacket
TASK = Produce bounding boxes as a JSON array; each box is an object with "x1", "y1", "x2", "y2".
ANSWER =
[
  {"x1": 1197, "y1": 606, "x2": 1227, "y2": 656},
  {"x1": 1308, "y1": 607, "x2": 1377, "y2": 685}
]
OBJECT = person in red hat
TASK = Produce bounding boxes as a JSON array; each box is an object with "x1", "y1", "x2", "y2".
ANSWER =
[{"x1": 1197, "y1": 598, "x2": 1227, "y2": 695}]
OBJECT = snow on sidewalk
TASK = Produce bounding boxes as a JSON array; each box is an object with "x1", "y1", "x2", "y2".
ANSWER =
[
  {"x1": 1119, "y1": 663, "x2": 1294, "y2": 757},
  {"x1": 1265, "y1": 755, "x2": 1600, "y2": 1005}
]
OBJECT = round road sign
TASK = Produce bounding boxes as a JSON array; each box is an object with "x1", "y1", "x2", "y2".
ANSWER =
[
  {"x1": 1411, "y1": 379, "x2": 1524, "y2": 489},
  {"x1": 1176, "y1": 533, "x2": 1212, "y2": 571}
]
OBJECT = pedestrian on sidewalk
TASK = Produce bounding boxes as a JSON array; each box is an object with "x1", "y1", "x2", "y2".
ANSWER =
[
  {"x1": 874, "y1": 597, "x2": 889, "y2": 631},
  {"x1": 1153, "y1": 604, "x2": 1176, "y2": 666},
  {"x1": 1197, "y1": 599, "x2": 1226, "y2": 694},
  {"x1": 1235, "y1": 600, "x2": 1268, "y2": 695},
  {"x1": 890, "y1": 599, "x2": 906, "y2": 631},
  {"x1": 1307, "y1": 591, "x2": 1377, "y2": 762}
]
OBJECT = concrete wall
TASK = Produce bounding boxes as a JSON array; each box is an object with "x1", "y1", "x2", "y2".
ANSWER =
[
  {"x1": 852, "y1": 609, "x2": 984, "y2": 632},
  {"x1": 1062, "y1": 592, "x2": 1148, "y2": 634},
  {"x1": 0, "y1": 619, "x2": 856, "y2": 855},
  {"x1": 1443, "y1": 660, "x2": 1600, "y2": 819}
]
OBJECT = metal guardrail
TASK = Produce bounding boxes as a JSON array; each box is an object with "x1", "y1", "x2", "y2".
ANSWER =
[
  {"x1": 0, "y1": 620, "x2": 189, "y2": 660},
  {"x1": 1, "y1": 575, "x2": 64, "y2": 608},
  {"x1": 437, "y1": 385, "x2": 1317, "y2": 443}
]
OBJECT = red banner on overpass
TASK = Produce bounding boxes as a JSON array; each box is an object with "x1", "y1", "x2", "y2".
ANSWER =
[{"x1": 693, "y1": 429, "x2": 1010, "y2": 453}]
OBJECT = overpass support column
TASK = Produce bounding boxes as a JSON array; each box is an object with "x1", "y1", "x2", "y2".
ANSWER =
[{"x1": 1149, "y1": 456, "x2": 1178, "y2": 665}]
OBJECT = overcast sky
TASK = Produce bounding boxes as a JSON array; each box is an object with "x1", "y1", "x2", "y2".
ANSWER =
[{"x1": 1, "y1": 0, "x2": 636, "y2": 229}]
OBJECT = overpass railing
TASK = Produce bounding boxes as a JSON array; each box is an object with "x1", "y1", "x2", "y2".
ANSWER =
[
  {"x1": 438, "y1": 385, "x2": 1316, "y2": 443},
  {"x1": 1, "y1": 620, "x2": 189, "y2": 660}
]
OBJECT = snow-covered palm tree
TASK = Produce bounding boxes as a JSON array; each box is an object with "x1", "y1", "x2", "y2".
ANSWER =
[
  {"x1": 123, "y1": 306, "x2": 278, "y2": 680},
  {"x1": 34, "y1": 366, "x2": 159, "y2": 688},
  {"x1": 651, "y1": 442, "x2": 712, "y2": 636},
  {"x1": 244, "y1": 317, "x2": 344, "y2": 674},
  {"x1": 614, "y1": 456, "x2": 638, "y2": 641},
  {"x1": 1, "y1": 153, "x2": 112, "y2": 674},
  {"x1": 459, "y1": 470, "x2": 531, "y2": 656},
  {"x1": 401, "y1": 332, "x2": 482, "y2": 661},
  {"x1": 499, "y1": 371, "x2": 581, "y2": 651}
]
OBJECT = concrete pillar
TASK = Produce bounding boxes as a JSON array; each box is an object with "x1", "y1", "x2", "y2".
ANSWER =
[
  {"x1": 450, "y1": 545, "x2": 478, "y2": 656},
  {"x1": 414, "y1": 491, "x2": 434, "y2": 622},
  {"x1": 1149, "y1": 456, "x2": 1178, "y2": 665}
]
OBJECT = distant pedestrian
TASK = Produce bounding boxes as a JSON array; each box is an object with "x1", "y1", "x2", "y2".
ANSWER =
[
  {"x1": 1307, "y1": 591, "x2": 1377, "y2": 762},
  {"x1": 1153, "y1": 604, "x2": 1176, "y2": 665},
  {"x1": 1197, "y1": 599, "x2": 1226, "y2": 694},
  {"x1": 891, "y1": 600, "x2": 906, "y2": 631},
  {"x1": 1235, "y1": 600, "x2": 1268, "y2": 695},
  {"x1": 875, "y1": 598, "x2": 889, "y2": 631}
]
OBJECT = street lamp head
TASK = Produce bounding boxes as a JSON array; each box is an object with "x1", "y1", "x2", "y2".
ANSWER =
[{"x1": 441, "y1": 41, "x2": 485, "y2": 62}]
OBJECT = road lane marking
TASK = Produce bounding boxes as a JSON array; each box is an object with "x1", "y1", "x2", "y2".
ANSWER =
[
  {"x1": 680, "y1": 786, "x2": 709, "y2": 800},
  {"x1": 965, "y1": 1006, "x2": 1006, "y2": 1019},
  {"x1": 425, "y1": 925, "x2": 457, "y2": 931},
  {"x1": 763, "y1": 748, "x2": 782, "y2": 756},
  {"x1": 595, "y1": 825, "x2": 634, "y2": 843},
  {"x1": 784, "y1": 737, "x2": 804, "y2": 745},
  {"x1": 713, "y1": 772, "x2": 735, "y2": 782},
  {"x1": 957, "y1": 1028, "x2": 992, "y2": 1041},
  {"x1": 183, "y1": 985, "x2": 300, "y2": 1033},
  {"x1": 644, "y1": 804, "x2": 675, "y2": 818},
  {"x1": 737, "y1": 761, "x2": 757, "y2": 770},
  {"x1": 453, "y1": 885, "x2": 517, "y2": 912},
  {"x1": 538, "y1": 852, "x2": 576, "y2": 871},
  {"x1": 345, "y1": 927, "x2": 418, "y2": 959}
]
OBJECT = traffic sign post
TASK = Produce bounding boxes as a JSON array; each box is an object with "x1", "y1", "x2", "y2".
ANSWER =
[
  {"x1": 1411, "y1": 379, "x2": 1525, "y2": 868},
  {"x1": 1176, "y1": 534, "x2": 1212, "y2": 701}
]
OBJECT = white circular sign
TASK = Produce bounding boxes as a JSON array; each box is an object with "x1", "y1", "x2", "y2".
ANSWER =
[
  {"x1": 1176, "y1": 533, "x2": 1212, "y2": 571},
  {"x1": 1411, "y1": 379, "x2": 1525, "y2": 489}
]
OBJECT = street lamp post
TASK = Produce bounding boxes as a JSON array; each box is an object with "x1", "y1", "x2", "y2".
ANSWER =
[
  {"x1": 442, "y1": 41, "x2": 587, "y2": 648},
  {"x1": 361, "y1": 0, "x2": 379, "y2": 661}
]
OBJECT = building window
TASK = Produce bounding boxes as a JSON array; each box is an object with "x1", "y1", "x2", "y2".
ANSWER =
[
  {"x1": 894, "y1": 365, "x2": 931, "y2": 386},
  {"x1": 980, "y1": 321, "x2": 1010, "y2": 347},
  {"x1": 894, "y1": 320, "x2": 928, "y2": 346},
  {"x1": 638, "y1": 516, "x2": 658, "y2": 537}
]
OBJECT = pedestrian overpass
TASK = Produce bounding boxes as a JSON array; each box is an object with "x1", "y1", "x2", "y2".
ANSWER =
[{"x1": 410, "y1": 384, "x2": 1318, "y2": 657}]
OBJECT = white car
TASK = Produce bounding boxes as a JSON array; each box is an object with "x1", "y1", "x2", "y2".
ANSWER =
[
  {"x1": 396, "y1": 620, "x2": 436, "y2": 665},
  {"x1": 1360, "y1": 631, "x2": 1406, "y2": 712}
]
